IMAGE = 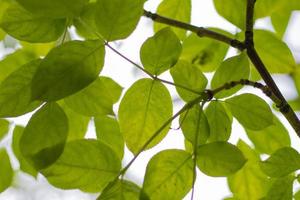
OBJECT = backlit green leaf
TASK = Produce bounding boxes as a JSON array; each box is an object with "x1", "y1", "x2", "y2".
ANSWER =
[
  {"x1": 181, "y1": 30, "x2": 230, "y2": 72},
  {"x1": 180, "y1": 105, "x2": 210, "y2": 146},
  {"x1": 42, "y1": 139, "x2": 121, "y2": 193},
  {"x1": 154, "y1": 0, "x2": 191, "y2": 40},
  {"x1": 95, "y1": 0, "x2": 145, "y2": 41},
  {"x1": 0, "y1": 4, "x2": 66, "y2": 43},
  {"x1": 31, "y1": 40, "x2": 105, "y2": 101},
  {"x1": 225, "y1": 93, "x2": 273, "y2": 130},
  {"x1": 0, "y1": 149, "x2": 13, "y2": 193},
  {"x1": 0, "y1": 49, "x2": 35, "y2": 83},
  {"x1": 142, "y1": 149, "x2": 193, "y2": 200},
  {"x1": 97, "y1": 179, "x2": 141, "y2": 200},
  {"x1": 0, "y1": 119, "x2": 9, "y2": 141},
  {"x1": 246, "y1": 115, "x2": 290, "y2": 154},
  {"x1": 211, "y1": 53, "x2": 250, "y2": 98},
  {"x1": 20, "y1": 103, "x2": 68, "y2": 170},
  {"x1": 228, "y1": 140, "x2": 270, "y2": 200},
  {"x1": 12, "y1": 126, "x2": 37, "y2": 177},
  {"x1": 170, "y1": 60, "x2": 207, "y2": 102},
  {"x1": 205, "y1": 101, "x2": 232, "y2": 142},
  {"x1": 65, "y1": 76, "x2": 122, "y2": 117},
  {"x1": 94, "y1": 116, "x2": 124, "y2": 159},
  {"x1": 15, "y1": 0, "x2": 89, "y2": 18},
  {"x1": 265, "y1": 175, "x2": 294, "y2": 200},
  {"x1": 140, "y1": 28, "x2": 182, "y2": 75},
  {"x1": 197, "y1": 142, "x2": 246, "y2": 177},
  {"x1": 260, "y1": 147, "x2": 300, "y2": 177},
  {"x1": 118, "y1": 79, "x2": 173, "y2": 154},
  {"x1": 0, "y1": 59, "x2": 42, "y2": 118},
  {"x1": 254, "y1": 30, "x2": 295, "y2": 73}
]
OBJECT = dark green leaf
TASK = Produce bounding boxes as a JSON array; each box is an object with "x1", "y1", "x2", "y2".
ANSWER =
[
  {"x1": 181, "y1": 30, "x2": 230, "y2": 72},
  {"x1": 197, "y1": 142, "x2": 246, "y2": 177},
  {"x1": 260, "y1": 147, "x2": 300, "y2": 177},
  {"x1": 0, "y1": 119, "x2": 9, "y2": 141},
  {"x1": 205, "y1": 101, "x2": 232, "y2": 142},
  {"x1": 31, "y1": 40, "x2": 105, "y2": 101},
  {"x1": 254, "y1": 30, "x2": 295, "y2": 73},
  {"x1": 20, "y1": 103, "x2": 68, "y2": 170},
  {"x1": 64, "y1": 76, "x2": 122, "y2": 117},
  {"x1": 265, "y1": 175, "x2": 294, "y2": 200},
  {"x1": 140, "y1": 28, "x2": 182, "y2": 75},
  {"x1": 97, "y1": 179, "x2": 141, "y2": 200},
  {"x1": 246, "y1": 115, "x2": 290, "y2": 154},
  {"x1": 170, "y1": 59, "x2": 207, "y2": 102},
  {"x1": 12, "y1": 126, "x2": 37, "y2": 177},
  {"x1": 94, "y1": 116, "x2": 124, "y2": 159},
  {"x1": 154, "y1": 0, "x2": 191, "y2": 40},
  {"x1": 180, "y1": 105, "x2": 210, "y2": 146},
  {"x1": 118, "y1": 79, "x2": 173, "y2": 154},
  {"x1": 142, "y1": 149, "x2": 193, "y2": 200},
  {"x1": 15, "y1": 0, "x2": 89, "y2": 18},
  {"x1": 42, "y1": 139, "x2": 121, "y2": 193},
  {"x1": 0, "y1": 59, "x2": 42, "y2": 118},
  {"x1": 225, "y1": 93, "x2": 273, "y2": 130},
  {"x1": 228, "y1": 140, "x2": 270, "y2": 200},
  {"x1": 0, "y1": 4, "x2": 66, "y2": 43},
  {"x1": 211, "y1": 53, "x2": 250, "y2": 98},
  {"x1": 0, "y1": 149, "x2": 13, "y2": 193},
  {"x1": 95, "y1": 0, "x2": 145, "y2": 41}
]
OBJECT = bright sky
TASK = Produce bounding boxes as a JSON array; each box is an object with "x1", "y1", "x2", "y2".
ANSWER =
[{"x1": 0, "y1": 0, "x2": 300, "y2": 199}]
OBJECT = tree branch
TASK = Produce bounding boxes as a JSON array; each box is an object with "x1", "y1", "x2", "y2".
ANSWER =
[
  {"x1": 143, "y1": 10, "x2": 246, "y2": 51},
  {"x1": 244, "y1": 0, "x2": 300, "y2": 135}
]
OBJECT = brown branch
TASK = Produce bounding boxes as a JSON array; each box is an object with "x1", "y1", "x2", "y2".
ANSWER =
[
  {"x1": 244, "y1": 0, "x2": 300, "y2": 135},
  {"x1": 143, "y1": 10, "x2": 246, "y2": 51}
]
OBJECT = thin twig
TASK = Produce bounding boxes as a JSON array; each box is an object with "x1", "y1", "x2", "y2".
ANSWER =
[{"x1": 143, "y1": 10, "x2": 246, "y2": 51}]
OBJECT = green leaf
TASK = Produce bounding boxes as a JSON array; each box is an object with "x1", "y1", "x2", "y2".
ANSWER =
[
  {"x1": 271, "y1": 8, "x2": 291, "y2": 38},
  {"x1": 140, "y1": 28, "x2": 182, "y2": 75},
  {"x1": 180, "y1": 105, "x2": 210, "y2": 146},
  {"x1": 197, "y1": 142, "x2": 246, "y2": 177},
  {"x1": 12, "y1": 126, "x2": 37, "y2": 177},
  {"x1": 0, "y1": 4, "x2": 66, "y2": 43},
  {"x1": 0, "y1": 59, "x2": 42, "y2": 118},
  {"x1": 170, "y1": 59, "x2": 207, "y2": 102},
  {"x1": 260, "y1": 147, "x2": 300, "y2": 177},
  {"x1": 255, "y1": 0, "x2": 286, "y2": 19},
  {"x1": 74, "y1": 2, "x2": 98, "y2": 39},
  {"x1": 154, "y1": 0, "x2": 191, "y2": 40},
  {"x1": 295, "y1": 189, "x2": 300, "y2": 200},
  {"x1": 59, "y1": 102, "x2": 90, "y2": 141},
  {"x1": 225, "y1": 93, "x2": 273, "y2": 130},
  {"x1": 64, "y1": 76, "x2": 122, "y2": 117},
  {"x1": 213, "y1": 0, "x2": 246, "y2": 30},
  {"x1": 31, "y1": 40, "x2": 105, "y2": 101},
  {"x1": 118, "y1": 79, "x2": 173, "y2": 154},
  {"x1": 15, "y1": 0, "x2": 89, "y2": 18},
  {"x1": 94, "y1": 116, "x2": 124, "y2": 160},
  {"x1": 97, "y1": 179, "x2": 141, "y2": 200},
  {"x1": 0, "y1": 149, "x2": 13, "y2": 193},
  {"x1": 265, "y1": 176, "x2": 294, "y2": 200},
  {"x1": 228, "y1": 140, "x2": 270, "y2": 200},
  {"x1": 0, "y1": 49, "x2": 35, "y2": 83},
  {"x1": 180, "y1": 30, "x2": 230, "y2": 72},
  {"x1": 42, "y1": 139, "x2": 121, "y2": 193},
  {"x1": 211, "y1": 53, "x2": 250, "y2": 98},
  {"x1": 95, "y1": 0, "x2": 145, "y2": 41},
  {"x1": 20, "y1": 103, "x2": 68, "y2": 170},
  {"x1": 0, "y1": 119, "x2": 9, "y2": 141},
  {"x1": 254, "y1": 30, "x2": 295, "y2": 73},
  {"x1": 246, "y1": 115, "x2": 290, "y2": 155},
  {"x1": 142, "y1": 149, "x2": 193, "y2": 200},
  {"x1": 205, "y1": 101, "x2": 232, "y2": 142}
]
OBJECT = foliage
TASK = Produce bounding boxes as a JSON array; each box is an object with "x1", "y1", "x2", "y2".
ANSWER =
[{"x1": 0, "y1": 0, "x2": 299, "y2": 199}]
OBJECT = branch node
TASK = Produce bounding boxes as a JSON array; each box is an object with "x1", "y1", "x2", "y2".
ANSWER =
[
  {"x1": 204, "y1": 89, "x2": 213, "y2": 101},
  {"x1": 277, "y1": 102, "x2": 291, "y2": 114}
]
